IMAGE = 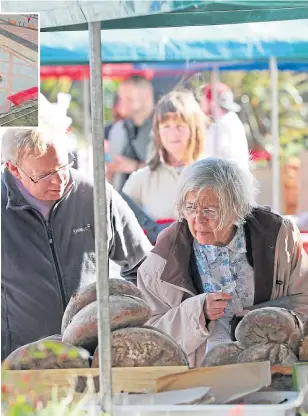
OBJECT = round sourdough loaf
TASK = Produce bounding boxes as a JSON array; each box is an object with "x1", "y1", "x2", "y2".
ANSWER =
[{"x1": 3, "y1": 340, "x2": 90, "y2": 370}]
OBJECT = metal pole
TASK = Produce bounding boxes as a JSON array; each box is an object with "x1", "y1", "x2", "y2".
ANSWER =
[
  {"x1": 88, "y1": 21, "x2": 113, "y2": 413},
  {"x1": 83, "y1": 78, "x2": 91, "y2": 176},
  {"x1": 211, "y1": 65, "x2": 220, "y2": 154},
  {"x1": 270, "y1": 56, "x2": 280, "y2": 213}
]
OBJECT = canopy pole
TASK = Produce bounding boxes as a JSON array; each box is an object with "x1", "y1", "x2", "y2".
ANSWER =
[
  {"x1": 82, "y1": 78, "x2": 91, "y2": 176},
  {"x1": 211, "y1": 65, "x2": 220, "y2": 154},
  {"x1": 270, "y1": 56, "x2": 280, "y2": 213},
  {"x1": 88, "y1": 21, "x2": 113, "y2": 413}
]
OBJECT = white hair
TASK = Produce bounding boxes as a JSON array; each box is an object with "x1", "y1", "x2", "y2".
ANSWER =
[
  {"x1": 1, "y1": 126, "x2": 68, "y2": 165},
  {"x1": 175, "y1": 158, "x2": 259, "y2": 229}
]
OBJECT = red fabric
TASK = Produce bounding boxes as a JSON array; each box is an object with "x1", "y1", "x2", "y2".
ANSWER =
[
  {"x1": 203, "y1": 82, "x2": 232, "y2": 101},
  {"x1": 7, "y1": 87, "x2": 38, "y2": 106},
  {"x1": 156, "y1": 218, "x2": 175, "y2": 225},
  {"x1": 142, "y1": 219, "x2": 175, "y2": 239},
  {"x1": 40, "y1": 65, "x2": 154, "y2": 81},
  {"x1": 250, "y1": 149, "x2": 272, "y2": 162},
  {"x1": 302, "y1": 232, "x2": 308, "y2": 253}
]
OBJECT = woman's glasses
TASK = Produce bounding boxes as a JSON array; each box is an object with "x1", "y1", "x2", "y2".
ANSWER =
[{"x1": 185, "y1": 205, "x2": 219, "y2": 220}]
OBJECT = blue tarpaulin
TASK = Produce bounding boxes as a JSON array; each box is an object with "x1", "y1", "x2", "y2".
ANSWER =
[{"x1": 40, "y1": 20, "x2": 308, "y2": 71}]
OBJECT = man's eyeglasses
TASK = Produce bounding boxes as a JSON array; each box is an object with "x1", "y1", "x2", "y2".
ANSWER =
[{"x1": 17, "y1": 155, "x2": 75, "y2": 184}]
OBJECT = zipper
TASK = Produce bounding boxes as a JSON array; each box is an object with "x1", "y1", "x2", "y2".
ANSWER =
[{"x1": 46, "y1": 221, "x2": 66, "y2": 313}]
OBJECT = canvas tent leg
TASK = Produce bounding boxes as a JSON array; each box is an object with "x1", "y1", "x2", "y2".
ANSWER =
[
  {"x1": 88, "y1": 21, "x2": 113, "y2": 414},
  {"x1": 270, "y1": 56, "x2": 280, "y2": 213},
  {"x1": 83, "y1": 78, "x2": 91, "y2": 176},
  {"x1": 211, "y1": 65, "x2": 220, "y2": 153}
]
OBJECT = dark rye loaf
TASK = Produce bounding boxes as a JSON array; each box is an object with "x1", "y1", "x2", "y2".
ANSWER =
[
  {"x1": 235, "y1": 307, "x2": 303, "y2": 354},
  {"x1": 61, "y1": 279, "x2": 143, "y2": 334},
  {"x1": 62, "y1": 295, "x2": 151, "y2": 352},
  {"x1": 237, "y1": 342, "x2": 298, "y2": 366},
  {"x1": 299, "y1": 336, "x2": 308, "y2": 361},
  {"x1": 3, "y1": 340, "x2": 90, "y2": 370},
  {"x1": 201, "y1": 342, "x2": 244, "y2": 367},
  {"x1": 92, "y1": 327, "x2": 188, "y2": 368}
]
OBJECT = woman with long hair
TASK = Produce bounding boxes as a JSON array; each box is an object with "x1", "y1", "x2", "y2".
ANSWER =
[{"x1": 122, "y1": 89, "x2": 207, "y2": 226}]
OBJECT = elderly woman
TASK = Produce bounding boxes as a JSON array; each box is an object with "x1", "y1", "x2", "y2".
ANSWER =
[{"x1": 137, "y1": 158, "x2": 308, "y2": 367}]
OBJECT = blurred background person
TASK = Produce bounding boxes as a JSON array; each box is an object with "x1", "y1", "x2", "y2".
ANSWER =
[
  {"x1": 107, "y1": 75, "x2": 155, "y2": 191},
  {"x1": 201, "y1": 82, "x2": 250, "y2": 172},
  {"x1": 104, "y1": 92, "x2": 129, "y2": 141},
  {"x1": 121, "y1": 90, "x2": 207, "y2": 243}
]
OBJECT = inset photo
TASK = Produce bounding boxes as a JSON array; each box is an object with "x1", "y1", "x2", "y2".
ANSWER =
[{"x1": 0, "y1": 13, "x2": 38, "y2": 127}]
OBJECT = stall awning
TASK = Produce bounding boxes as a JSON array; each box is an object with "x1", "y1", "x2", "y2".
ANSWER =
[{"x1": 2, "y1": 1, "x2": 308, "y2": 31}]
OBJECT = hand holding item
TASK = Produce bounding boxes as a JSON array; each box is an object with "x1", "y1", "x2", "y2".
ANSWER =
[{"x1": 204, "y1": 292, "x2": 232, "y2": 321}]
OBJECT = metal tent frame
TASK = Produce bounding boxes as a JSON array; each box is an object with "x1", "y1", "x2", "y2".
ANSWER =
[{"x1": 3, "y1": 1, "x2": 308, "y2": 413}]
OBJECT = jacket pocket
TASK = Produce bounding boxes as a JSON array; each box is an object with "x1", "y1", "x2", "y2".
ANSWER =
[{"x1": 1, "y1": 284, "x2": 11, "y2": 360}]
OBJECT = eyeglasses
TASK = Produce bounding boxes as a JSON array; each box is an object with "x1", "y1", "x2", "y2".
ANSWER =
[
  {"x1": 184, "y1": 206, "x2": 219, "y2": 220},
  {"x1": 17, "y1": 155, "x2": 75, "y2": 184}
]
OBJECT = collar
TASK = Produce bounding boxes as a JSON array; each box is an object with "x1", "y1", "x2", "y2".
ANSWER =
[{"x1": 193, "y1": 226, "x2": 247, "y2": 265}]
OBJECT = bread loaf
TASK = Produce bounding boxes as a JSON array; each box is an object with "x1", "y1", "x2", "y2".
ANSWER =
[
  {"x1": 92, "y1": 327, "x2": 188, "y2": 368},
  {"x1": 62, "y1": 295, "x2": 151, "y2": 352},
  {"x1": 201, "y1": 342, "x2": 244, "y2": 367},
  {"x1": 237, "y1": 342, "x2": 298, "y2": 366},
  {"x1": 61, "y1": 279, "x2": 143, "y2": 333},
  {"x1": 235, "y1": 307, "x2": 303, "y2": 353},
  {"x1": 3, "y1": 340, "x2": 90, "y2": 370},
  {"x1": 299, "y1": 336, "x2": 308, "y2": 361},
  {"x1": 39, "y1": 334, "x2": 62, "y2": 342}
]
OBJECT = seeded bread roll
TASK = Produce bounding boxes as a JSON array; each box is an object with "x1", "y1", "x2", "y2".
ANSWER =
[
  {"x1": 62, "y1": 295, "x2": 151, "y2": 353},
  {"x1": 201, "y1": 342, "x2": 244, "y2": 367},
  {"x1": 3, "y1": 340, "x2": 90, "y2": 370},
  {"x1": 92, "y1": 327, "x2": 188, "y2": 368},
  {"x1": 235, "y1": 307, "x2": 303, "y2": 354},
  {"x1": 61, "y1": 279, "x2": 143, "y2": 334},
  {"x1": 237, "y1": 342, "x2": 298, "y2": 366}
]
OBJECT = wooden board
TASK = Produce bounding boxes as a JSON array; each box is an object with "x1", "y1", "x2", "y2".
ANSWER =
[{"x1": 3, "y1": 366, "x2": 188, "y2": 398}]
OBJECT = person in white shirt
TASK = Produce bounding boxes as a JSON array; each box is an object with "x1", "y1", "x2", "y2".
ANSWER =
[{"x1": 200, "y1": 82, "x2": 250, "y2": 172}]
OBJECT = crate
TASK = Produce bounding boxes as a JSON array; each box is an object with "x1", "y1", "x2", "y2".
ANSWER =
[{"x1": 2, "y1": 366, "x2": 188, "y2": 402}]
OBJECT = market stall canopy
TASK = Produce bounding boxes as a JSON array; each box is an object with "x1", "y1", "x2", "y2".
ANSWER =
[
  {"x1": 40, "y1": 20, "x2": 308, "y2": 66},
  {"x1": 2, "y1": 1, "x2": 308, "y2": 31}
]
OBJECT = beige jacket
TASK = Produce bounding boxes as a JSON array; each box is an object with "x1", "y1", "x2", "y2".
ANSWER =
[
  {"x1": 122, "y1": 162, "x2": 180, "y2": 220},
  {"x1": 137, "y1": 207, "x2": 308, "y2": 367}
]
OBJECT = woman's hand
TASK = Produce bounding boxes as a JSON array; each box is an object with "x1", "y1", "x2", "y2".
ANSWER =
[{"x1": 204, "y1": 292, "x2": 232, "y2": 320}]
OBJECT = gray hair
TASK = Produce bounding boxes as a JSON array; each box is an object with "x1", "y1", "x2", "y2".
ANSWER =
[
  {"x1": 1, "y1": 127, "x2": 67, "y2": 165},
  {"x1": 176, "y1": 158, "x2": 259, "y2": 229}
]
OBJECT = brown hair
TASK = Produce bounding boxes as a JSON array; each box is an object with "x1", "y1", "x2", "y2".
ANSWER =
[{"x1": 149, "y1": 90, "x2": 206, "y2": 170}]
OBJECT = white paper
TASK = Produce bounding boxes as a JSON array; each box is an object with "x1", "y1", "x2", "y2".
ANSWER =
[{"x1": 113, "y1": 387, "x2": 211, "y2": 406}]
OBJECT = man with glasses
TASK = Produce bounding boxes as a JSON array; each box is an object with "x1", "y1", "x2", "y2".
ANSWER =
[{"x1": 1, "y1": 127, "x2": 152, "y2": 360}]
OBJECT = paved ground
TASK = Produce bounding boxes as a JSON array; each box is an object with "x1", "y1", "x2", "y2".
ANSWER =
[
  {"x1": 0, "y1": 16, "x2": 38, "y2": 49},
  {"x1": 0, "y1": 14, "x2": 38, "y2": 30},
  {"x1": 0, "y1": 14, "x2": 38, "y2": 120}
]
